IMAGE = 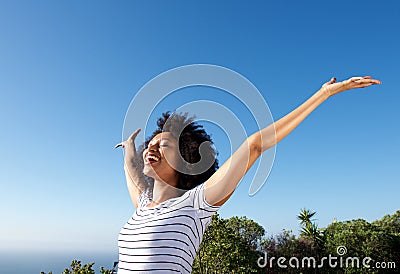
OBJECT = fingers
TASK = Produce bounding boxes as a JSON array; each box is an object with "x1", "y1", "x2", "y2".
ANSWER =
[
  {"x1": 326, "y1": 77, "x2": 336, "y2": 84},
  {"x1": 347, "y1": 76, "x2": 381, "y2": 87},
  {"x1": 115, "y1": 128, "x2": 142, "y2": 149},
  {"x1": 128, "y1": 128, "x2": 141, "y2": 141},
  {"x1": 325, "y1": 75, "x2": 381, "y2": 95},
  {"x1": 351, "y1": 79, "x2": 382, "y2": 89},
  {"x1": 350, "y1": 76, "x2": 364, "y2": 82},
  {"x1": 356, "y1": 83, "x2": 374, "y2": 88},
  {"x1": 350, "y1": 76, "x2": 380, "y2": 82},
  {"x1": 115, "y1": 142, "x2": 124, "y2": 149},
  {"x1": 329, "y1": 77, "x2": 336, "y2": 84},
  {"x1": 350, "y1": 76, "x2": 371, "y2": 82},
  {"x1": 354, "y1": 78, "x2": 381, "y2": 85},
  {"x1": 322, "y1": 77, "x2": 336, "y2": 88}
]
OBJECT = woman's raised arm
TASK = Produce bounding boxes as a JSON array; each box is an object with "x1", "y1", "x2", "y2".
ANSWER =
[
  {"x1": 115, "y1": 128, "x2": 146, "y2": 208},
  {"x1": 205, "y1": 76, "x2": 381, "y2": 206}
]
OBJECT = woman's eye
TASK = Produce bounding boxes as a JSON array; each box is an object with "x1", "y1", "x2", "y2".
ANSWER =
[{"x1": 160, "y1": 144, "x2": 168, "y2": 147}]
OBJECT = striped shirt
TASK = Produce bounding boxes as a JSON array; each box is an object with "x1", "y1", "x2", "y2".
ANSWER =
[{"x1": 118, "y1": 183, "x2": 220, "y2": 273}]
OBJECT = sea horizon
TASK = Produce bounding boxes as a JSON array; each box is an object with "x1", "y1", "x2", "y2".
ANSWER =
[{"x1": 0, "y1": 249, "x2": 118, "y2": 274}]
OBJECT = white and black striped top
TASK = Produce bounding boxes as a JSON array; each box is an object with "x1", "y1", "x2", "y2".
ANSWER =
[{"x1": 118, "y1": 183, "x2": 220, "y2": 273}]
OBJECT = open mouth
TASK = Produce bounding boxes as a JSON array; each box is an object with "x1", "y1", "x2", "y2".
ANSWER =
[{"x1": 145, "y1": 154, "x2": 160, "y2": 165}]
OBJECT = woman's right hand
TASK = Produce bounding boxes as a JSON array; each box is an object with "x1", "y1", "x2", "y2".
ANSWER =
[{"x1": 114, "y1": 128, "x2": 141, "y2": 158}]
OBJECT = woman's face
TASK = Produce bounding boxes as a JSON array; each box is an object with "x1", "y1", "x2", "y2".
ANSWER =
[{"x1": 142, "y1": 132, "x2": 180, "y2": 186}]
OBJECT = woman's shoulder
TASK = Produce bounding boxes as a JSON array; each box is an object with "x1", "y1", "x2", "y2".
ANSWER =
[{"x1": 177, "y1": 182, "x2": 220, "y2": 211}]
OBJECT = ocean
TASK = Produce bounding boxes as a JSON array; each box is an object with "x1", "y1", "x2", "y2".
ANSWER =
[{"x1": 0, "y1": 250, "x2": 118, "y2": 274}]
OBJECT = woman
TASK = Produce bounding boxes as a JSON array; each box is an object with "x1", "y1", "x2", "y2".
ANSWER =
[{"x1": 115, "y1": 76, "x2": 381, "y2": 273}]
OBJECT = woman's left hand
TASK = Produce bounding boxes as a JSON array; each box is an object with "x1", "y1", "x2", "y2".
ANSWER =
[{"x1": 322, "y1": 76, "x2": 382, "y2": 97}]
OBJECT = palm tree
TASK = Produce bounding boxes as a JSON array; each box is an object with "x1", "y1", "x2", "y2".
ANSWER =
[
  {"x1": 297, "y1": 208, "x2": 316, "y2": 228},
  {"x1": 297, "y1": 208, "x2": 323, "y2": 247}
]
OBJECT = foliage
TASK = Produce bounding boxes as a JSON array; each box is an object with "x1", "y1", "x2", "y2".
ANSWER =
[
  {"x1": 43, "y1": 210, "x2": 400, "y2": 274},
  {"x1": 261, "y1": 209, "x2": 399, "y2": 273},
  {"x1": 62, "y1": 260, "x2": 94, "y2": 274},
  {"x1": 297, "y1": 208, "x2": 316, "y2": 227},
  {"x1": 40, "y1": 260, "x2": 114, "y2": 274},
  {"x1": 226, "y1": 216, "x2": 265, "y2": 250},
  {"x1": 324, "y1": 216, "x2": 400, "y2": 273},
  {"x1": 297, "y1": 208, "x2": 324, "y2": 248},
  {"x1": 261, "y1": 229, "x2": 327, "y2": 273},
  {"x1": 192, "y1": 214, "x2": 264, "y2": 273},
  {"x1": 372, "y1": 210, "x2": 400, "y2": 236}
]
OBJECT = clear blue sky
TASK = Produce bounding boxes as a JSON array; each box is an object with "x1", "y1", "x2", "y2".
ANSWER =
[{"x1": 0, "y1": 0, "x2": 399, "y2": 271}]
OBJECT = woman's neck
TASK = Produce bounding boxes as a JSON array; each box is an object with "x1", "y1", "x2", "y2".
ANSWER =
[{"x1": 150, "y1": 178, "x2": 181, "y2": 206}]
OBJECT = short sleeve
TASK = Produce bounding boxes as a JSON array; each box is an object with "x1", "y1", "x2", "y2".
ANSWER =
[{"x1": 189, "y1": 183, "x2": 221, "y2": 218}]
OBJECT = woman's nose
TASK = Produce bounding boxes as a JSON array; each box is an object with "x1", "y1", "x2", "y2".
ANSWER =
[{"x1": 148, "y1": 142, "x2": 158, "y2": 151}]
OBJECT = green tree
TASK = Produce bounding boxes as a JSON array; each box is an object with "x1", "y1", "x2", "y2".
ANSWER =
[
  {"x1": 297, "y1": 208, "x2": 316, "y2": 228},
  {"x1": 372, "y1": 210, "x2": 400, "y2": 236},
  {"x1": 42, "y1": 210, "x2": 399, "y2": 274},
  {"x1": 324, "y1": 218, "x2": 400, "y2": 273},
  {"x1": 261, "y1": 229, "x2": 328, "y2": 274},
  {"x1": 40, "y1": 260, "x2": 114, "y2": 274},
  {"x1": 192, "y1": 214, "x2": 264, "y2": 273},
  {"x1": 62, "y1": 260, "x2": 95, "y2": 274},
  {"x1": 297, "y1": 208, "x2": 324, "y2": 248},
  {"x1": 226, "y1": 216, "x2": 265, "y2": 250}
]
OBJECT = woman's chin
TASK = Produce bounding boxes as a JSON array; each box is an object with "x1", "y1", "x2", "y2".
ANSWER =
[
  {"x1": 143, "y1": 169, "x2": 153, "y2": 177},
  {"x1": 143, "y1": 165, "x2": 157, "y2": 177}
]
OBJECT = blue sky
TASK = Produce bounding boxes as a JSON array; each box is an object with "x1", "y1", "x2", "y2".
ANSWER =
[{"x1": 0, "y1": 0, "x2": 399, "y2": 271}]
